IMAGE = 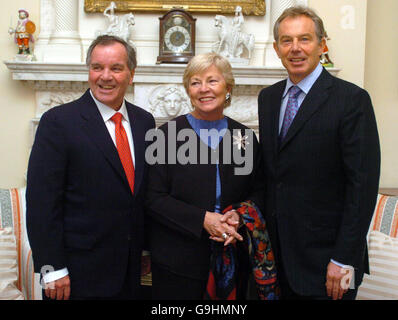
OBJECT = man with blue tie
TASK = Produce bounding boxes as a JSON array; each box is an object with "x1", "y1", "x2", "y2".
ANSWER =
[
  {"x1": 258, "y1": 6, "x2": 380, "y2": 300},
  {"x1": 26, "y1": 35, "x2": 155, "y2": 300}
]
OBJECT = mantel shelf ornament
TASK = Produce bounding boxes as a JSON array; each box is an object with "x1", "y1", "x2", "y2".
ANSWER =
[
  {"x1": 212, "y1": 6, "x2": 254, "y2": 66},
  {"x1": 8, "y1": 8, "x2": 36, "y2": 62},
  {"x1": 97, "y1": 1, "x2": 136, "y2": 50}
]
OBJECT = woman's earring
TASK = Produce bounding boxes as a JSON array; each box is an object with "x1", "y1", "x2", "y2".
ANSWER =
[{"x1": 226, "y1": 92, "x2": 231, "y2": 101}]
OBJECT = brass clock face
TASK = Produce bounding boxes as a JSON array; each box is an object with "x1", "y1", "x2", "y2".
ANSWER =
[
  {"x1": 163, "y1": 16, "x2": 192, "y2": 54},
  {"x1": 164, "y1": 25, "x2": 191, "y2": 53},
  {"x1": 157, "y1": 9, "x2": 196, "y2": 64}
]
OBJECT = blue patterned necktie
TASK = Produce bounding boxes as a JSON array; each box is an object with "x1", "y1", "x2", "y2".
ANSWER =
[{"x1": 280, "y1": 86, "x2": 302, "y2": 141}]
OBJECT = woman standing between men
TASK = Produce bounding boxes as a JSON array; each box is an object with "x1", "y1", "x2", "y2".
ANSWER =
[{"x1": 146, "y1": 53, "x2": 278, "y2": 300}]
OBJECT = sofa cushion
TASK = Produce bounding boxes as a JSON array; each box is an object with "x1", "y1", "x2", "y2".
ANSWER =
[
  {"x1": 357, "y1": 231, "x2": 398, "y2": 300},
  {"x1": 0, "y1": 188, "x2": 41, "y2": 300},
  {"x1": 0, "y1": 227, "x2": 24, "y2": 299}
]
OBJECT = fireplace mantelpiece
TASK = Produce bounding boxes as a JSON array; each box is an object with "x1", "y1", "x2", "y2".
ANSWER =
[{"x1": 4, "y1": 60, "x2": 340, "y2": 141}]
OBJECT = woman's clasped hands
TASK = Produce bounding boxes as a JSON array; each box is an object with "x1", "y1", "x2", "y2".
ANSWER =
[{"x1": 204, "y1": 210, "x2": 243, "y2": 246}]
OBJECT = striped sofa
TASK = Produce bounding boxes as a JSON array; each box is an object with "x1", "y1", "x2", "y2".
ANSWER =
[
  {"x1": 0, "y1": 187, "x2": 41, "y2": 300},
  {"x1": 0, "y1": 186, "x2": 397, "y2": 300},
  {"x1": 356, "y1": 193, "x2": 398, "y2": 300}
]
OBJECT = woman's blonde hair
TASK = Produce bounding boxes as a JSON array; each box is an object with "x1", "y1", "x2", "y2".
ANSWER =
[{"x1": 183, "y1": 52, "x2": 235, "y2": 107}]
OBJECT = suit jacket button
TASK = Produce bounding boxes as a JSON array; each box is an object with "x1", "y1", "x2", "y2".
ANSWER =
[
  {"x1": 277, "y1": 182, "x2": 283, "y2": 189},
  {"x1": 127, "y1": 235, "x2": 131, "y2": 241}
]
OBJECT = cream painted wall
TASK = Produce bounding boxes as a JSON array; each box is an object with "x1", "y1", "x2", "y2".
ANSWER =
[
  {"x1": 309, "y1": 0, "x2": 367, "y2": 87},
  {"x1": 364, "y1": 0, "x2": 398, "y2": 188},
  {"x1": 0, "y1": 0, "x2": 39, "y2": 188}
]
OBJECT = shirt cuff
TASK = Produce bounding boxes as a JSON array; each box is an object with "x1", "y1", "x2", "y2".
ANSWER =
[
  {"x1": 330, "y1": 259, "x2": 354, "y2": 270},
  {"x1": 43, "y1": 268, "x2": 69, "y2": 283}
]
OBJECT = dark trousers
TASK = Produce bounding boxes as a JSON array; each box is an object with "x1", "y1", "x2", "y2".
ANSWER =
[
  {"x1": 277, "y1": 257, "x2": 358, "y2": 300},
  {"x1": 274, "y1": 223, "x2": 358, "y2": 300},
  {"x1": 151, "y1": 263, "x2": 207, "y2": 300},
  {"x1": 43, "y1": 268, "x2": 141, "y2": 301},
  {"x1": 43, "y1": 278, "x2": 137, "y2": 300},
  {"x1": 43, "y1": 243, "x2": 141, "y2": 300}
]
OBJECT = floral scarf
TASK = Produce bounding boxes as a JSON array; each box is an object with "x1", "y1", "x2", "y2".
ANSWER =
[{"x1": 205, "y1": 201, "x2": 279, "y2": 300}]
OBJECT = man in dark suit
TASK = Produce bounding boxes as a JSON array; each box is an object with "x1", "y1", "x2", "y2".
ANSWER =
[
  {"x1": 258, "y1": 6, "x2": 380, "y2": 300},
  {"x1": 26, "y1": 35, "x2": 155, "y2": 300}
]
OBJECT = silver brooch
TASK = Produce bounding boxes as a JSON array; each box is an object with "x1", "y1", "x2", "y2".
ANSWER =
[{"x1": 233, "y1": 131, "x2": 249, "y2": 150}]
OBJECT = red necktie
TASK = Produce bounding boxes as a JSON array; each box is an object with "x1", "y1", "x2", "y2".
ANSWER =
[{"x1": 111, "y1": 112, "x2": 135, "y2": 194}]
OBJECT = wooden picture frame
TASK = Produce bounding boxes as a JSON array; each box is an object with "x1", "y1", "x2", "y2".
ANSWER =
[{"x1": 84, "y1": 0, "x2": 266, "y2": 16}]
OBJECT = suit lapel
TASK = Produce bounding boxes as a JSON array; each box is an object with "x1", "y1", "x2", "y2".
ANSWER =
[
  {"x1": 126, "y1": 102, "x2": 145, "y2": 196},
  {"x1": 269, "y1": 81, "x2": 286, "y2": 156},
  {"x1": 79, "y1": 90, "x2": 131, "y2": 192},
  {"x1": 279, "y1": 69, "x2": 333, "y2": 151}
]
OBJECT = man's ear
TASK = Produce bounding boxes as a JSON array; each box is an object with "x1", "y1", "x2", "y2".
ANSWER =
[
  {"x1": 273, "y1": 41, "x2": 281, "y2": 59},
  {"x1": 129, "y1": 70, "x2": 135, "y2": 85},
  {"x1": 318, "y1": 37, "x2": 326, "y2": 56}
]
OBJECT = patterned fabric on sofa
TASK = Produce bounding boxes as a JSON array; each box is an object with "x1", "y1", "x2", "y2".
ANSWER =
[
  {"x1": 0, "y1": 188, "x2": 41, "y2": 300},
  {"x1": 357, "y1": 194, "x2": 398, "y2": 300},
  {"x1": 369, "y1": 194, "x2": 398, "y2": 237}
]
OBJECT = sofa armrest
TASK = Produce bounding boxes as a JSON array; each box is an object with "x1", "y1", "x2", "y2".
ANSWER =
[
  {"x1": 0, "y1": 187, "x2": 42, "y2": 300},
  {"x1": 370, "y1": 193, "x2": 398, "y2": 238},
  {"x1": 357, "y1": 193, "x2": 398, "y2": 300},
  {"x1": 17, "y1": 187, "x2": 43, "y2": 300}
]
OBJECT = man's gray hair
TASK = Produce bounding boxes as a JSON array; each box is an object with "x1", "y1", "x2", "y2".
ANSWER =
[
  {"x1": 86, "y1": 35, "x2": 137, "y2": 70},
  {"x1": 273, "y1": 6, "x2": 326, "y2": 43}
]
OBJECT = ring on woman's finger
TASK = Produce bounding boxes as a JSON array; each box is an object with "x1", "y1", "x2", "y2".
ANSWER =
[{"x1": 222, "y1": 232, "x2": 228, "y2": 240}]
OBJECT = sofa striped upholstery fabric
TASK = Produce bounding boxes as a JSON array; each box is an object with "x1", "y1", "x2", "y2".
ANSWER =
[
  {"x1": 370, "y1": 195, "x2": 398, "y2": 237},
  {"x1": 357, "y1": 194, "x2": 398, "y2": 300},
  {"x1": 0, "y1": 227, "x2": 24, "y2": 299},
  {"x1": 0, "y1": 188, "x2": 41, "y2": 300}
]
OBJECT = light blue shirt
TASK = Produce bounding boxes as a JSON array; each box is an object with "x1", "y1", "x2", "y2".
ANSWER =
[
  {"x1": 278, "y1": 63, "x2": 323, "y2": 133},
  {"x1": 186, "y1": 114, "x2": 228, "y2": 213}
]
